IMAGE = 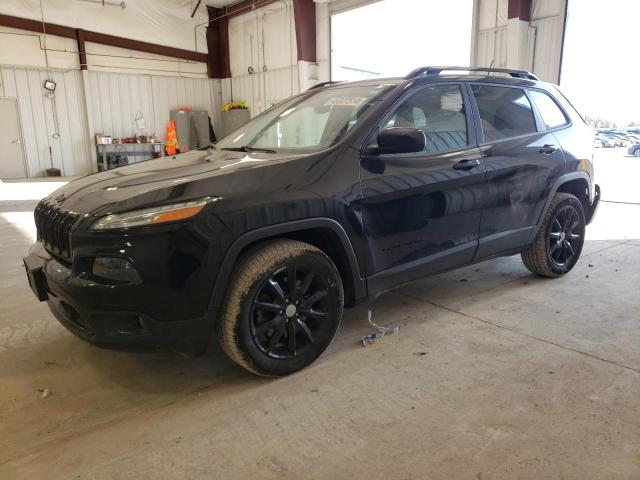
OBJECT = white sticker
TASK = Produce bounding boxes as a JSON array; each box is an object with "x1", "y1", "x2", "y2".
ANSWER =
[{"x1": 324, "y1": 96, "x2": 368, "y2": 107}]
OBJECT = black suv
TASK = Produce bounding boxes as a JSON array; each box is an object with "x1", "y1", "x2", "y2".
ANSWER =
[{"x1": 24, "y1": 67, "x2": 600, "y2": 376}]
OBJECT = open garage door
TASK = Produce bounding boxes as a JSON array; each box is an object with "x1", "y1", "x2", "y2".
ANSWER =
[
  {"x1": 330, "y1": 0, "x2": 474, "y2": 81},
  {"x1": 561, "y1": 0, "x2": 640, "y2": 206},
  {"x1": 559, "y1": 0, "x2": 640, "y2": 241}
]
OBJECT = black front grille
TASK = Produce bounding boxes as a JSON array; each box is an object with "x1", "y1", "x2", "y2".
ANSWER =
[{"x1": 34, "y1": 200, "x2": 80, "y2": 260}]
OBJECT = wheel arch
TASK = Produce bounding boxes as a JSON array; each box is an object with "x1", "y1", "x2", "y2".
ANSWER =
[
  {"x1": 528, "y1": 172, "x2": 591, "y2": 242},
  {"x1": 208, "y1": 218, "x2": 366, "y2": 315},
  {"x1": 556, "y1": 177, "x2": 590, "y2": 215}
]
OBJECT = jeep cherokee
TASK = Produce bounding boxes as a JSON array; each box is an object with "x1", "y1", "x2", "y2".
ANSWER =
[{"x1": 23, "y1": 66, "x2": 601, "y2": 376}]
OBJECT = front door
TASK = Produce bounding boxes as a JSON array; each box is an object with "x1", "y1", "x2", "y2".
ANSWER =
[
  {"x1": 359, "y1": 83, "x2": 486, "y2": 295},
  {"x1": 0, "y1": 98, "x2": 27, "y2": 178}
]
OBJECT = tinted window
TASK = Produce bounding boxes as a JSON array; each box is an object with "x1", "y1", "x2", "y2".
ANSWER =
[
  {"x1": 385, "y1": 84, "x2": 468, "y2": 154},
  {"x1": 215, "y1": 83, "x2": 396, "y2": 153},
  {"x1": 471, "y1": 85, "x2": 537, "y2": 142},
  {"x1": 528, "y1": 89, "x2": 568, "y2": 129}
]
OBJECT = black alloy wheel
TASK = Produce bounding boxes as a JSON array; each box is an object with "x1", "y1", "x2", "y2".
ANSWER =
[
  {"x1": 521, "y1": 192, "x2": 585, "y2": 277},
  {"x1": 548, "y1": 205, "x2": 582, "y2": 268},
  {"x1": 250, "y1": 264, "x2": 332, "y2": 359},
  {"x1": 217, "y1": 239, "x2": 344, "y2": 376}
]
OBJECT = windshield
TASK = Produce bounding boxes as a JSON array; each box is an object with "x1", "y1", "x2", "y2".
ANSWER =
[{"x1": 215, "y1": 83, "x2": 397, "y2": 153}]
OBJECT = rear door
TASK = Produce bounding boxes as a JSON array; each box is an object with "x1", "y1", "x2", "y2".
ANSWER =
[
  {"x1": 468, "y1": 83, "x2": 566, "y2": 259},
  {"x1": 359, "y1": 83, "x2": 486, "y2": 295}
]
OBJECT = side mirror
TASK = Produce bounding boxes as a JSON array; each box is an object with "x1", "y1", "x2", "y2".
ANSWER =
[{"x1": 368, "y1": 128, "x2": 425, "y2": 155}]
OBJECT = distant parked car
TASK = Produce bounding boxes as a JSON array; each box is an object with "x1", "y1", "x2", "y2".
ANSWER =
[
  {"x1": 611, "y1": 134, "x2": 630, "y2": 147},
  {"x1": 628, "y1": 144, "x2": 640, "y2": 157},
  {"x1": 600, "y1": 136, "x2": 616, "y2": 148}
]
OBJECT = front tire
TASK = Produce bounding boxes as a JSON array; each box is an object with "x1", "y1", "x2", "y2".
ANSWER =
[
  {"x1": 521, "y1": 193, "x2": 585, "y2": 277},
  {"x1": 217, "y1": 239, "x2": 344, "y2": 377}
]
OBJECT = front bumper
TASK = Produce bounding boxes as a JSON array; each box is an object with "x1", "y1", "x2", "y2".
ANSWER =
[
  {"x1": 23, "y1": 242, "x2": 213, "y2": 354},
  {"x1": 586, "y1": 184, "x2": 601, "y2": 225}
]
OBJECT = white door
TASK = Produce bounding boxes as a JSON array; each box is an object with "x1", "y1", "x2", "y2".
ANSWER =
[{"x1": 0, "y1": 98, "x2": 27, "y2": 178}]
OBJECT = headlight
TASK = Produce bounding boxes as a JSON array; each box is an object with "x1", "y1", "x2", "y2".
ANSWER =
[{"x1": 90, "y1": 198, "x2": 216, "y2": 231}]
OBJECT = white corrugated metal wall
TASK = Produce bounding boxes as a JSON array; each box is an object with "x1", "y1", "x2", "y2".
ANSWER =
[
  {"x1": 473, "y1": 0, "x2": 566, "y2": 82},
  {"x1": 0, "y1": 66, "x2": 91, "y2": 177},
  {"x1": 475, "y1": 0, "x2": 511, "y2": 68},
  {"x1": 223, "y1": 0, "x2": 300, "y2": 118},
  {"x1": 476, "y1": 26, "x2": 508, "y2": 68},
  {"x1": 85, "y1": 71, "x2": 218, "y2": 144},
  {"x1": 529, "y1": 0, "x2": 566, "y2": 83},
  {"x1": 0, "y1": 68, "x2": 222, "y2": 178}
]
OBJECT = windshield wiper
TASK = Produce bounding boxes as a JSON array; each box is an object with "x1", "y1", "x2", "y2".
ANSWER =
[{"x1": 219, "y1": 146, "x2": 277, "y2": 154}]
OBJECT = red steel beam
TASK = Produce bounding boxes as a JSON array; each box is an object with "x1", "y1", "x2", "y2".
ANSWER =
[
  {"x1": 292, "y1": 0, "x2": 316, "y2": 62},
  {"x1": 223, "y1": 0, "x2": 280, "y2": 19},
  {"x1": 0, "y1": 13, "x2": 75, "y2": 38},
  {"x1": 76, "y1": 28, "x2": 87, "y2": 70},
  {"x1": 206, "y1": 7, "x2": 231, "y2": 78},
  {"x1": 0, "y1": 13, "x2": 207, "y2": 63},
  {"x1": 507, "y1": 0, "x2": 532, "y2": 21},
  {"x1": 82, "y1": 30, "x2": 207, "y2": 62}
]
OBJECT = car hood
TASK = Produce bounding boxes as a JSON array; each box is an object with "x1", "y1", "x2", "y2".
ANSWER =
[{"x1": 47, "y1": 148, "x2": 308, "y2": 215}]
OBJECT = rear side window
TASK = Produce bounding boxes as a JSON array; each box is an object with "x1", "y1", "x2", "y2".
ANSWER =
[
  {"x1": 528, "y1": 90, "x2": 569, "y2": 129},
  {"x1": 471, "y1": 85, "x2": 537, "y2": 142}
]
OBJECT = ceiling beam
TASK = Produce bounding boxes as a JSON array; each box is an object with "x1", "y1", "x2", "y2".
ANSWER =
[
  {"x1": 82, "y1": 30, "x2": 208, "y2": 62},
  {"x1": 0, "y1": 13, "x2": 208, "y2": 64},
  {"x1": 0, "y1": 13, "x2": 75, "y2": 38},
  {"x1": 222, "y1": 0, "x2": 280, "y2": 20}
]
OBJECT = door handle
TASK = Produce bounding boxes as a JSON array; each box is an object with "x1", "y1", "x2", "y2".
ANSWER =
[
  {"x1": 11, "y1": 139, "x2": 21, "y2": 144},
  {"x1": 538, "y1": 144, "x2": 557, "y2": 154},
  {"x1": 453, "y1": 158, "x2": 481, "y2": 170}
]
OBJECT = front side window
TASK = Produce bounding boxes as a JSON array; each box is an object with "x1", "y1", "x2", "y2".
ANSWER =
[
  {"x1": 471, "y1": 85, "x2": 537, "y2": 142},
  {"x1": 215, "y1": 83, "x2": 397, "y2": 153},
  {"x1": 384, "y1": 84, "x2": 469, "y2": 154},
  {"x1": 528, "y1": 89, "x2": 569, "y2": 130}
]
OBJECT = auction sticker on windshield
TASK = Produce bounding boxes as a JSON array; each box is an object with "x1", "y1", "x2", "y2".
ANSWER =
[{"x1": 324, "y1": 97, "x2": 368, "y2": 107}]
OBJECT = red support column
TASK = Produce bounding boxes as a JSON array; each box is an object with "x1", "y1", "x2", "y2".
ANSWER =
[
  {"x1": 207, "y1": 7, "x2": 231, "y2": 78},
  {"x1": 292, "y1": 0, "x2": 316, "y2": 62},
  {"x1": 76, "y1": 29, "x2": 87, "y2": 70},
  {"x1": 507, "y1": 0, "x2": 532, "y2": 21}
]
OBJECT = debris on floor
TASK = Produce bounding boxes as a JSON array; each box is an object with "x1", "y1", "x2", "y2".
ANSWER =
[
  {"x1": 39, "y1": 388, "x2": 51, "y2": 399},
  {"x1": 362, "y1": 309, "x2": 399, "y2": 346}
]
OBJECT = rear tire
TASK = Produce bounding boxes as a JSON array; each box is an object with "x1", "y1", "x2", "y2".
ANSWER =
[
  {"x1": 217, "y1": 239, "x2": 344, "y2": 377},
  {"x1": 521, "y1": 193, "x2": 585, "y2": 277}
]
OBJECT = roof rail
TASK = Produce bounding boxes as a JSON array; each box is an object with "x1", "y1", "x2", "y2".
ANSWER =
[
  {"x1": 406, "y1": 66, "x2": 539, "y2": 81},
  {"x1": 308, "y1": 80, "x2": 345, "y2": 90}
]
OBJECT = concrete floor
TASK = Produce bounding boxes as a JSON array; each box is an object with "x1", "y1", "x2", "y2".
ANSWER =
[{"x1": 1, "y1": 150, "x2": 639, "y2": 479}]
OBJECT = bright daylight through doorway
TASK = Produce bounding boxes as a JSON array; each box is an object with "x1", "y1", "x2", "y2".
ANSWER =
[
  {"x1": 330, "y1": 0, "x2": 473, "y2": 81},
  {"x1": 561, "y1": 0, "x2": 640, "y2": 240}
]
